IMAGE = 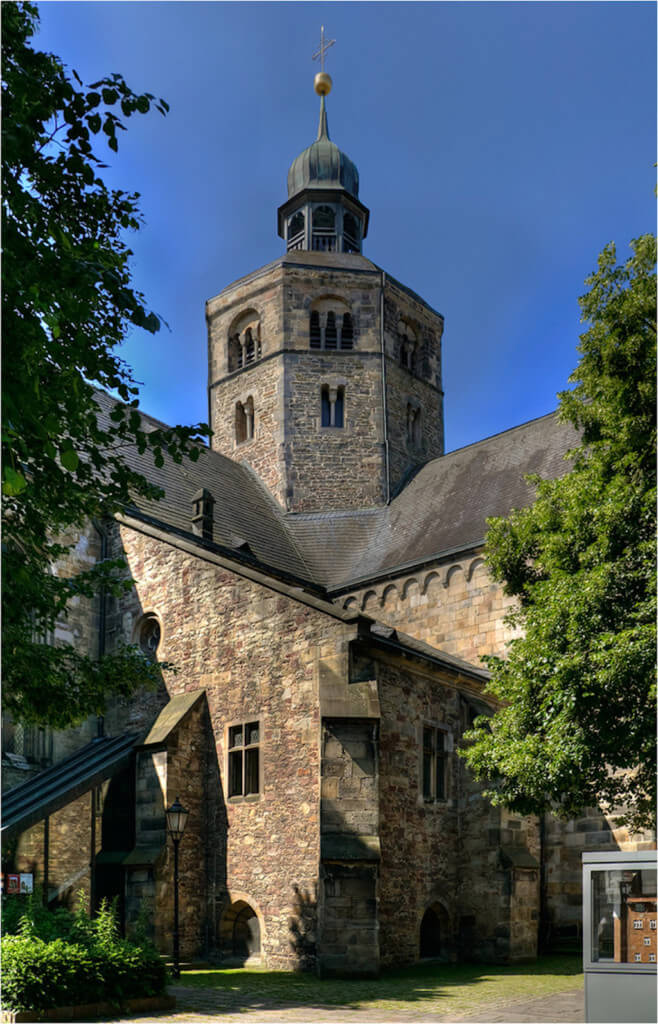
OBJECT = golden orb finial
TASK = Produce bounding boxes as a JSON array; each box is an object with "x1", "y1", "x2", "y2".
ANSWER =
[
  {"x1": 312, "y1": 26, "x2": 335, "y2": 97},
  {"x1": 314, "y1": 71, "x2": 332, "y2": 96}
]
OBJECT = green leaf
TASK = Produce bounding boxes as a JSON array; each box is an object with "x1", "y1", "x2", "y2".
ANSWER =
[
  {"x1": 2, "y1": 466, "x2": 28, "y2": 495},
  {"x1": 59, "y1": 447, "x2": 79, "y2": 472}
]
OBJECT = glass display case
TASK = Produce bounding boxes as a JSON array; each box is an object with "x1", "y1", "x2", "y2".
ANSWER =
[{"x1": 583, "y1": 851, "x2": 657, "y2": 1023}]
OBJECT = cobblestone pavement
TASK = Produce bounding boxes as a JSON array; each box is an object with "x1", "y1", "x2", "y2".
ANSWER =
[{"x1": 110, "y1": 983, "x2": 584, "y2": 1024}]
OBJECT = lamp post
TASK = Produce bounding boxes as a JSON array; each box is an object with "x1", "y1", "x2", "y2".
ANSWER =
[{"x1": 165, "y1": 797, "x2": 189, "y2": 979}]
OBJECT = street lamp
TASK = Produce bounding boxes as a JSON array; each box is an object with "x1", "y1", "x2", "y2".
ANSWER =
[{"x1": 165, "y1": 797, "x2": 189, "y2": 979}]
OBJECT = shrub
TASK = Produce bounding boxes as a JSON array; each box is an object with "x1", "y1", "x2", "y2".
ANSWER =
[
  {"x1": 0, "y1": 894, "x2": 167, "y2": 1012},
  {"x1": 1, "y1": 937, "x2": 101, "y2": 1011},
  {"x1": 2, "y1": 890, "x2": 73, "y2": 942}
]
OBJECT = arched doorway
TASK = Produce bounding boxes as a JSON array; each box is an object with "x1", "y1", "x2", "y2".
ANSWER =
[
  {"x1": 420, "y1": 902, "x2": 450, "y2": 960},
  {"x1": 233, "y1": 903, "x2": 260, "y2": 958},
  {"x1": 220, "y1": 898, "x2": 262, "y2": 963}
]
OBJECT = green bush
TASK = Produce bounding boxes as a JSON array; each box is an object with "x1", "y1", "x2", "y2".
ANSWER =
[
  {"x1": 2, "y1": 890, "x2": 73, "y2": 942},
  {"x1": 0, "y1": 894, "x2": 167, "y2": 1012}
]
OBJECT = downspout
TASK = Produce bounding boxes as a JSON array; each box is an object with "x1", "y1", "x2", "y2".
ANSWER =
[
  {"x1": 90, "y1": 519, "x2": 108, "y2": 915},
  {"x1": 91, "y1": 520, "x2": 107, "y2": 740},
  {"x1": 380, "y1": 270, "x2": 391, "y2": 504}
]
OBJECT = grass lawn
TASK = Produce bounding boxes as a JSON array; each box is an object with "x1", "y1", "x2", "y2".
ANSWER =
[{"x1": 178, "y1": 955, "x2": 583, "y2": 1016}]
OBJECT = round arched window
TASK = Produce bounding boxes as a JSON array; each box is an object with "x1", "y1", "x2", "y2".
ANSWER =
[
  {"x1": 289, "y1": 211, "x2": 304, "y2": 237},
  {"x1": 138, "y1": 615, "x2": 161, "y2": 659},
  {"x1": 313, "y1": 205, "x2": 335, "y2": 229}
]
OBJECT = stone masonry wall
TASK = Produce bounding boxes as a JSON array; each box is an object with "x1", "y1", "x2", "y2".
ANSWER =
[
  {"x1": 280, "y1": 262, "x2": 383, "y2": 511},
  {"x1": 318, "y1": 719, "x2": 380, "y2": 975},
  {"x1": 376, "y1": 659, "x2": 461, "y2": 966},
  {"x1": 111, "y1": 519, "x2": 357, "y2": 967},
  {"x1": 341, "y1": 553, "x2": 518, "y2": 666},
  {"x1": 210, "y1": 355, "x2": 286, "y2": 506},
  {"x1": 375, "y1": 657, "x2": 539, "y2": 966},
  {"x1": 382, "y1": 277, "x2": 444, "y2": 495},
  {"x1": 206, "y1": 258, "x2": 445, "y2": 512}
]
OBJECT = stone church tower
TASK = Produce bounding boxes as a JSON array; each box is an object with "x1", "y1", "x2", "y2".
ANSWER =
[{"x1": 206, "y1": 72, "x2": 445, "y2": 512}]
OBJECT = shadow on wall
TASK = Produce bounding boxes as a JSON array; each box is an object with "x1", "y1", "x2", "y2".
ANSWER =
[{"x1": 289, "y1": 883, "x2": 318, "y2": 970}]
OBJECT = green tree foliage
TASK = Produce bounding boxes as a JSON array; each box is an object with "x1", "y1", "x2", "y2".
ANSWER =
[
  {"x1": 1, "y1": 894, "x2": 166, "y2": 1012},
  {"x1": 2, "y1": 3, "x2": 208, "y2": 727},
  {"x1": 463, "y1": 234, "x2": 656, "y2": 832}
]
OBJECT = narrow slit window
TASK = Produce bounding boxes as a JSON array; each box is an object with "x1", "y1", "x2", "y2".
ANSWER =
[
  {"x1": 235, "y1": 401, "x2": 247, "y2": 444},
  {"x1": 325, "y1": 312, "x2": 337, "y2": 349},
  {"x1": 341, "y1": 313, "x2": 354, "y2": 349},
  {"x1": 422, "y1": 726, "x2": 448, "y2": 802},
  {"x1": 334, "y1": 387, "x2": 344, "y2": 428},
  {"x1": 310, "y1": 310, "x2": 322, "y2": 349},
  {"x1": 321, "y1": 386, "x2": 331, "y2": 427}
]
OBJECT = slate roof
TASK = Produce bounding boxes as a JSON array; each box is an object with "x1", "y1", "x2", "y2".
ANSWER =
[
  {"x1": 96, "y1": 392, "x2": 578, "y2": 594},
  {"x1": 287, "y1": 410, "x2": 580, "y2": 591},
  {"x1": 93, "y1": 391, "x2": 315, "y2": 585}
]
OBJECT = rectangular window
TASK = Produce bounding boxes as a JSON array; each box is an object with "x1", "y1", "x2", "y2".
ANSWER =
[
  {"x1": 590, "y1": 868, "x2": 657, "y2": 963},
  {"x1": 228, "y1": 720, "x2": 260, "y2": 799},
  {"x1": 422, "y1": 726, "x2": 447, "y2": 803}
]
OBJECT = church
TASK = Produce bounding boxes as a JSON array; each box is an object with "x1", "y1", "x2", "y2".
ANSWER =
[{"x1": 3, "y1": 63, "x2": 654, "y2": 977}]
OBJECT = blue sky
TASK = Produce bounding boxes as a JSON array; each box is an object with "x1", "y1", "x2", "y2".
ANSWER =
[{"x1": 35, "y1": 1, "x2": 655, "y2": 452}]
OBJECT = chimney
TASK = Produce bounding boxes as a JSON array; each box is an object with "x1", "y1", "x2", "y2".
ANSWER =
[{"x1": 191, "y1": 488, "x2": 214, "y2": 541}]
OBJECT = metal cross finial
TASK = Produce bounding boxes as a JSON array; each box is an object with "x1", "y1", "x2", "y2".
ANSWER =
[{"x1": 312, "y1": 25, "x2": 335, "y2": 72}]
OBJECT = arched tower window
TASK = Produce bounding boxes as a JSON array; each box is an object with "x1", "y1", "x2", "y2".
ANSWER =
[
  {"x1": 310, "y1": 310, "x2": 322, "y2": 349},
  {"x1": 399, "y1": 322, "x2": 418, "y2": 372},
  {"x1": 235, "y1": 397, "x2": 255, "y2": 444},
  {"x1": 312, "y1": 205, "x2": 337, "y2": 252},
  {"x1": 407, "y1": 403, "x2": 421, "y2": 448},
  {"x1": 309, "y1": 297, "x2": 355, "y2": 351},
  {"x1": 343, "y1": 212, "x2": 361, "y2": 253},
  {"x1": 341, "y1": 313, "x2": 354, "y2": 350},
  {"x1": 325, "y1": 311, "x2": 337, "y2": 350},
  {"x1": 287, "y1": 210, "x2": 305, "y2": 251},
  {"x1": 228, "y1": 335, "x2": 243, "y2": 372},
  {"x1": 228, "y1": 312, "x2": 262, "y2": 373},
  {"x1": 236, "y1": 402, "x2": 246, "y2": 444}
]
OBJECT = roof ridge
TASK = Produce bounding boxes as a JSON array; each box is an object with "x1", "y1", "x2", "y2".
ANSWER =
[
  {"x1": 441, "y1": 408, "x2": 563, "y2": 460},
  {"x1": 237, "y1": 462, "x2": 318, "y2": 581}
]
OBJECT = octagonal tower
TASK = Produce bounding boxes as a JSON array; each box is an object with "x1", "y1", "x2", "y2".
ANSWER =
[{"x1": 206, "y1": 74, "x2": 444, "y2": 513}]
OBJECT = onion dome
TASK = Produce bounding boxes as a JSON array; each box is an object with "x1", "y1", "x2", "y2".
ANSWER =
[
  {"x1": 277, "y1": 67, "x2": 369, "y2": 253},
  {"x1": 286, "y1": 93, "x2": 359, "y2": 200}
]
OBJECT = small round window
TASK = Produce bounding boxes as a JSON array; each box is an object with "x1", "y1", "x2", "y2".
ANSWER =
[{"x1": 138, "y1": 615, "x2": 161, "y2": 659}]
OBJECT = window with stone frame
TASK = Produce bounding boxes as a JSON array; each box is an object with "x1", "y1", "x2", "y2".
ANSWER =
[
  {"x1": 407, "y1": 402, "x2": 422, "y2": 448},
  {"x1": 228, "y1": 720, "x2": 260, "y2": 799},
  {"x1": 2, "y1": 715, "x2": 53, "y2": 768},
  {"x1": 399, "y1": 322, "x2": 418, "y2": 372},
  {"x1": 422, "y1": 725, "x2": 447, "y2": 802},
  {"x1": 235, "y1": 397, "x2": 254, "y2": 444},
  {"x1": 287, "y1": 210, "x2": 305, "y2": 251},
  {"x1": 311, "y1": 204, "x2": 337, "y2": 251},
  {"x1": 228, "y1": 312, "x2": 262, "y2": 372},
  {"x1": 321, "y1": 384, "x2": 344, "y2": 428},
  {"x1": 309, "y1": 299, "x2": 355, "y2": 351},
  {"x1": 343, "y1": 212, "x2": 361, "y2": 253}
]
